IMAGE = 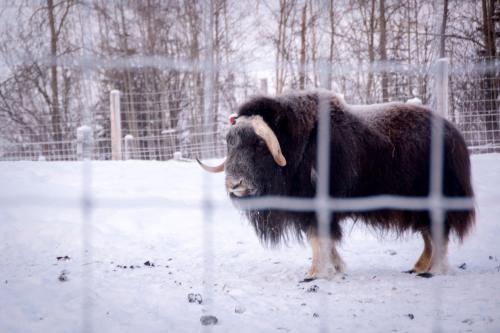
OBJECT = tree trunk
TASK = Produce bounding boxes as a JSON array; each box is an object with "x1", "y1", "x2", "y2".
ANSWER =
[
  {"x1": 379, "y1": 0, "x2": 389, "y2": 102},
  {"x1": 214, "y1": 0, "x2": 221, "y2": 156},
  {"x1": 366, "y1": 0, "x2": 376, "y2": 101},
  {"x1": 439, "y1": 0, "x2": 449, "y2": 58},
  {"x1": 276, "y1": 0, "x2": 286, "y2": 94},
  {"x1": 309, "y1": 0, "x2": 318, "y2": 87},
  {"x1": 119, "y1": 3, "x2": 139, "y2": 151},
  {"x1": 481, "y1": 0, "x2": 499, "y2": 144},
  {"x1": 299, "y1": 3, "x2": 307, "y2": 89},
  {"x1": 327, "y1": 0, "x2": 334, "y2": 90},
  {"x1": 47, "y1": 0, "x2": 62, "y2": 156}
]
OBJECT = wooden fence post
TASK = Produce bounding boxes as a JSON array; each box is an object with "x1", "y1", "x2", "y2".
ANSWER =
[{"x1": 110, "y1": 90, "x2": 122, "y2": 160}]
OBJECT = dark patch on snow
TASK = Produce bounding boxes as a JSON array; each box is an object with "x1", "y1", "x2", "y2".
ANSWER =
[
  {"x1": 385, "y1": 249, "x2": 397, "y2": 256},
  {"x1": 234, "y1": 305, "x2": 246, "y2": 314},
  {"x1": 187, "y1": 293, "x2": 203, "y2": 304},
  {"x1": 407, "y1": 313, "x2": 414, "y2": 320},
  {"x1": 416, "y1": 272, "x2": 433, "y2": 278},
  {"x1": 313, "y1": 313, "x2": 319, "y2": 318},
  {"x1": 144, "y1": 261, "x2": 155, "y2": 267},
  {"x1": 462, "y1": 318, "x2": 473, "y2": 325},
  {"x1": 306, "y1": 285, "x2": 319, "y2": 293},
  {"x1": 56, "y1": 255, "x2": 71, "y2": 261},
  {"x1": 299, "y1": 277, "x2": 316, "y2": 283},
  {"x1": 200, "y1": 315, "x2": 218, "y2": 326},
  {"x1": 58, "y1": 270, "x2": 69, "y2": 282},
  {"x1": 458, "y1": 263, "x2": 467, "y2": 270}
]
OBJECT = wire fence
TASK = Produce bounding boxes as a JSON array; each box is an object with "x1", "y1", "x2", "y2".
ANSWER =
[{"x1": 0, "y1": 57, "x2": 499, "y2": 161}]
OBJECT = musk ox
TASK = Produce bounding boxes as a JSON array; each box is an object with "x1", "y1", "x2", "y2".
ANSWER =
[{"x1": 197, "y1": 91, "x2": 475, "y2": 280}]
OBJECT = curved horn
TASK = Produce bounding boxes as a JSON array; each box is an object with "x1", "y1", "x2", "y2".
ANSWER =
[
  {"x1": 249, "y1": 116, "x2": 287, "y2": 167},
  {"x1": 196, "y1": 158, "x2": 225, "y2": 173}
]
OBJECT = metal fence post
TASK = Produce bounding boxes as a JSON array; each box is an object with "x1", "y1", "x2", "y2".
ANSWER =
[
  {"x1": 110, "y1": 90, "x2": 122, "y2": 160},
  {"x1": 76, "y1": 126, "x2": 93, "y2": 160}
]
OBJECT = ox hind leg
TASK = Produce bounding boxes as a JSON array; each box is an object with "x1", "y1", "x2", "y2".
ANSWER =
[
  {"x1": 408, "y1": 230, "x2": 433, "y2": 274},
  {"x1": 304, "y1": 232, "x2": 345, "y2": 282},
  {"x1": 408, "y1": 229, "x2": 449, "y2": 277},
  {"x1": 426, "y1": 228, "x2": 449, "y2": 275}
]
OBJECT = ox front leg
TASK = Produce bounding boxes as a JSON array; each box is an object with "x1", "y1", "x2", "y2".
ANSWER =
[{"x1": 304, "y1": 234, "x2": 345, "y2": 282}]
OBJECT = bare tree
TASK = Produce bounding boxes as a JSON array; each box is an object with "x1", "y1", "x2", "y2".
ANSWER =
[
  {"x1": 0, "y1": 0, "x2": 78, "y2": 159},
  {"x1": 298, "y1": 2, "x2": 307, "y2": 89},
  {"x1": 439, "y1": 0, "x2": 449, "y2": 57},
  {"x1": 480, "y1": 0, "x2": 499, "y2": 143},
  {"x1": 379, "y1": 0, "x2": 389, "y2": 102}
]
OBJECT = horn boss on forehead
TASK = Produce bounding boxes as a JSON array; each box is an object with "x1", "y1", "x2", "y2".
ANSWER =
[{"x1": 235, "y1": 115, "x2": 286, "y2": 167}]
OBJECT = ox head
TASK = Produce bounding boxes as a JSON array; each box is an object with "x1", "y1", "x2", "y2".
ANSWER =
[{"x1": 197, "y1": 115, "x2": 287, "y2": 199}]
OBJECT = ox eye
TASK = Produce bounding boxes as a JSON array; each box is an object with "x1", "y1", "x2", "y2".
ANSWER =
[{"x1": 256, "y1": 140, "x2": 267, "y2": 153}]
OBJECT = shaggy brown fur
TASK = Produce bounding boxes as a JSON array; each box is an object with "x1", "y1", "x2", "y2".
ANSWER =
[
  {"x1": 225, "y1": 93, "x2": 475, "y2": 279},
  {"x1": 223, "y1": 91, "x2": 475, "y2": 273}
]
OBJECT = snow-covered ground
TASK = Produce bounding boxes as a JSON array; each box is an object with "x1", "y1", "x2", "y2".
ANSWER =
[{"x1": 1, "y1": 155, "x2": 499, "y2": 333}]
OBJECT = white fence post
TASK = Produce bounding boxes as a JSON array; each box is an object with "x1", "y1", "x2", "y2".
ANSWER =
[
  {"x1": 435, "y1": 58, "x2": 449, "y2": 118},
  {"x1": 124, "y1": 134, "x2": 134, "y2": 160},
  {"x1": 76, "y1": 126, "x2": 93, "y2": 160},
  {"x1": 110, "y1": 90, "x2": 122, "y2": 160}
]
